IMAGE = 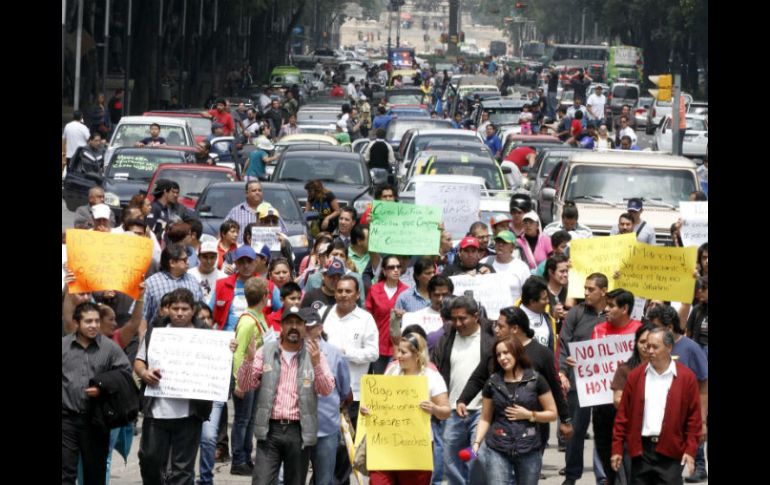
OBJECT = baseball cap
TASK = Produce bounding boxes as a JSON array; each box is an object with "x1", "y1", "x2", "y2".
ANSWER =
[
  {"x1": 233, "y1": 245, "x2": 257, "y2": 261},
  {"x1": 627, "y1": 198, "x2": 643, "y2": 212},
  {"x1": 459, "y1": 236, "x2": 480, "y2": 249},
  {"x1": 252, "y1": 242, "x2": 272, "y2": 260},
  {"x1": 322, "y1": 257, "x2": 347, "y2": 276},
  {"x1": 199, "y1": 240, "x2": 218, "y2": 254},
  {"x1": 490, "y1": 214, "x2": 512, "y2": 226},
  {"x1": 302, "y1": 308, "x2": 323, "y2": 327},
  {"x1": 257, "y1": 202, "x2": 280, "y2": 220},
  {"x1": 494, "y1": 230, "x2": 517, "y2": 245},
  {"x1": 91, "y1": 204, "x2": 111, "y2": 221},
  {"x1": 281, "y1": 306, "x2": 307, "y2": 323},
  {"x1": 522, "y1": 211, "x2": 540, "y2": 223}
]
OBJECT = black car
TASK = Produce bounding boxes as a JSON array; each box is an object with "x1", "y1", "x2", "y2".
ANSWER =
[
  {"x1": 270, "y1": 150, "x2": 388, "y2": 216},
  {"x1": 63, "y1": 146, "x2": 194, "y2": 216},
  {"x1": 195, "y1": 182, "x2": 313, "y2": 267}
]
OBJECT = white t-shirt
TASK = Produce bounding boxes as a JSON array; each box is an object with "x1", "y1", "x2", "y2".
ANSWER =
[
  {"x1": 136, "y1": 334, "x2": 191, "y2": 419},
  {"x1": 586, "y1": 93, "x2": 606, "y2": 120},
  {"x1": 521, "y1": 305, "x2": 551, "y2": 349},
  {"x1": 63, "y1": 120, "x2": 91, "y2": 158},
  {"x1": 449, "y1": 327, "x2": 482, "y2": 410},
  {"x1": 492, "y1": 258, "x2": 533, "y2": 302},
  {"x1": 324, "y1": 306, "x2": 380, "y2": 400},
  {"x1": 188, "y1": 267, "x2": 226, "y2": 303},
  {"x1": 384, "y1": 284, "x2": 399, "y2": 300},
  {"x1": 618, "y1": 126, "x2": 637, "y2": 143}
]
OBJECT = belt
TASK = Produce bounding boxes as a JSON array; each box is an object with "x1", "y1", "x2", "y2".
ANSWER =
[
  {"x1": 642, "y1": 436, "x2": 660, "y2": 443},
  {"x1": 270, "y1": 419, "x2": 300, "y2": 425}
]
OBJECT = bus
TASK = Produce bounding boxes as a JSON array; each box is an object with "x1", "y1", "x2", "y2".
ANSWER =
[
  {"x1": 607, "y1": 45, "x2": 644, "y2": 84},
  {"x1": 550, "y1": 44, "x2": 609, "y2": 67}
]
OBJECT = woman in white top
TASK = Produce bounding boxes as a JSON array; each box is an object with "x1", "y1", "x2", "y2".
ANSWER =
[{"x1": 361, "y1": 333, "x2": 451, "y2": 485}]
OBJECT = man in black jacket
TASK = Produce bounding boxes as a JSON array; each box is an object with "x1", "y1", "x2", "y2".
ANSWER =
[
  {"x1": 430, "y1": 296, "x2": 495, "y2": 485},
  {"x1": 442, "y1": 237, "x2": 495, "y2": 277}
]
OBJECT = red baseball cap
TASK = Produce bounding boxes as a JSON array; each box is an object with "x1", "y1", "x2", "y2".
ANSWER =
[{"x1": 459, "y1": 236, "x2": 480, "y2": 249}]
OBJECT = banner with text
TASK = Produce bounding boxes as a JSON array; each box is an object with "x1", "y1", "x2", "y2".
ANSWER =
[
  {"x1": 251, "y1": 227, "x2": 281, "y2": 251},
  {"x1": 145, "y1": 328, "x2": 235, "y2": 402},
  {"x1": 401, "y1": 311, "x2": 444, "y2": 334},
  {"x1": 415, "y1": 180, "x2": 481, "y2": 240},
  {"x1": 569, "y1": 334, "x2": 636, "y2": 407},
  {"x1": 567, "y1": 233, "x2": 697, "y2": 303},
  {"x1": 679, "y1": 201, "x2": 708, "y2": 247},
  {"x1": 66, "y1": 229, "x2": 153, "y2": 299},
  {"x1": 369, "y1": 201, "x2": 442, "y2": 255},
  {"x1": 358, "y1": 375, "x2": 432, "y2": 471},
  {"x1": 450, "y1": 273, "x2": 515, "y2": 319}
]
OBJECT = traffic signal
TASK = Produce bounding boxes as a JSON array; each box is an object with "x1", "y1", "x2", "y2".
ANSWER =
[{"x1": 649, "y1": 74, "x2": 672, "y2": 101}]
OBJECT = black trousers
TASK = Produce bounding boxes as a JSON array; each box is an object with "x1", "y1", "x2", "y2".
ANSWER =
[
  {"x1": 253, "y1": 421, "x2": 311, "y2": 485},
  {"x1": 138, "y1": 416, "x2": 203, "y2": 485},
  {"x1": 216, "y1": 402, "x2": 229, "y2": 454},
  {"x1": 62, "y1": 414, "x2": 110, "y2": 485},
  {"x1": 631, "y1": 439, "x2": 684, "y2": 485},
  {"x1": 593, "y1": 404, "x2": 619, "y2": 485}
]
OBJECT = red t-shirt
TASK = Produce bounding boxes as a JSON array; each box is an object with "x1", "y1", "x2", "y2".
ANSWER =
[
  {"x1": 504, "y1": 146, "x2": 536, "y2": 169},
  {"x1": 571, "y1": 119, "x2": 583, "y2": 138},
  {"x1": 330, "y1": 86, "x2": 345, "y2": 97},
  {"x1": 208, "y1": 109, "x2": 235, "y2": 136},
  {"x1": 591, "y1": 319, "x2": 642, "y2": 339},
  {"x1": 266, "y1": 307, "x2": 282, "y2": 332}
]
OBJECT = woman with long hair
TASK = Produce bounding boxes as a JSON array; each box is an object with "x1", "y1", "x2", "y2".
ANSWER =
[
  {"x1": 304, "y1": 180, "x2": 341, "y2": 235},
  {"x1": 473, "y1": 336, "x2": 557, "y2": 485},
  {"x1": 366, "y1": 255, "x2": 409, "y2": 374},
  {"x1": 268, "y1": 258, "x2": 293, "y2": 289}
]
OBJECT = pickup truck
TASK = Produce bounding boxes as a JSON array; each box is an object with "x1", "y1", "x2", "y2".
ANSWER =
[{"x1": 293, "y1": 48, "x2": 346, "y2": 66}]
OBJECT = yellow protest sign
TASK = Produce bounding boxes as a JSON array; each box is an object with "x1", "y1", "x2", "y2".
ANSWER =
[
  {"x1": 357, "y1": 375, "x2": 432, "y2": 471},
  {"x1": 66, "y1": 229, "x2": 154, "y2": 299},
  {"x1": 568, "y1": 233, "x2": 697, "y2": 303}
]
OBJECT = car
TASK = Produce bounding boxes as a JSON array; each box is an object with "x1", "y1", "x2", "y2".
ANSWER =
[
  {"x1": 269, "y1": 65, "x2": 303, "y2": 88},
  {"x1": 472, "y1": 99, "x2": 528, "y2": 133},
  {"x1": 143, "y1": 111, "x2": 212, "y2": 144},
  {"x1": 145, "y1": 163, "x2": 239, "y2": 210},
  {"x1": 270, "y1": 150, "x2": 387, "y2": 215},
  {"x1": 403, "y1": 150, "x2": 512, "y2": 192},
  {"x1": 537, "y1": 150, "x2": 700, "y2": 243},
  {"x1": 608, "y1": 82, "x2": 640, "y2": 118},
  {"x1": 270, "y1": 134, "x2": 340, "y2": 176},
  {"x1": 397, "y1": 128, "x2": 485, "y2": 177},
  {"x1": 526, "y1": 147, "x2": 585, "y2": 206},
  {"x1": 62, "y1": 146, "x2": 196, "y2": 213},
  {"x1": 296, "y1": 108, "x2": 339, "y2": 125},
  {"x1": 500, "y1": 134, "x2": 562, "y2": 161},
  {"x1": 645, "y1": 93, "x2": 693, "y2": 134},
  {"x1": 688, "y1": 101, "x2": 708, "y2": 117},
  {"x1": 195, "y1": 181, "x2": 313, "y2": 266},
  {"x1": 384, "y1": 88, "x2": 425, "y2": 106},
  {"x1": 295, "y1": 123, "x2": 337, "y2": 136},
  {"x1": 634, "y1": 96, "x2": 654, "y2": 127},
  {"x1": 106, "y1": 116, "x2": 196, "y2": 165},
  {"x1": 387, "y1": 106, "x2": 430, "y2": 118},
  {"x1": 652, "y1": 114, "x2": 708, "y2": 159},
  {"x1": 384, "y1": 117, "x2": 453, "y2": 151},
  {"x1": 346, "y1": 69, "x2": 369, "y2": 84}
]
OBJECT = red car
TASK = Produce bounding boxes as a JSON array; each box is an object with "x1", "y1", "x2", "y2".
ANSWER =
[
  {"x1": 146, "y1": 163, "x2": 239, "y2": 209},
  {"x1": 144, "y1": 111, "x2": 212, "y2": 144}
]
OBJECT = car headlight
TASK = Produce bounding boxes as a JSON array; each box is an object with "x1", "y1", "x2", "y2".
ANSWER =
[
  {"x1": 104, "y1": 192, "x2": 120, "y2": 207},
  {"x1": 353, "y1": 199, "x2": 371, "y2": 213},
  {"x1": 288, "y1": 234, "x2": 309, "y2": 248}
]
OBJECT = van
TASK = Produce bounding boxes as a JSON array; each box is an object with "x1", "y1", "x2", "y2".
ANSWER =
[
  {"x1": 106, "y1": 116, "x2": 195, "y2": 166},
  {"x1": 269, "y1": 66, "x2": 303, "y2": 87},
  {"x1": 538, "y1": 151, "x2": 700, "y2": 245}
]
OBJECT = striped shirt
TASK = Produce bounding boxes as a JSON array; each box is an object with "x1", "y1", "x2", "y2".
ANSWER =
[
  {"x1": 224, "y1": 202, "x2": 289, "y2": 244},
  {"x1": 143, "y1": 271, "x2": 204, "y2": 323},
  {"x1": 237, "y1": 343, "x2": 335, "y2": 420}
]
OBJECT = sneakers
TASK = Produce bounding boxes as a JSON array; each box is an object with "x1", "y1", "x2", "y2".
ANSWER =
[
  {"x1": 685, "y1": 469, "x2": 708, "y2": 483},
  {"x1": 230, "y1": 463, "x2": 253, "y2": 476}
]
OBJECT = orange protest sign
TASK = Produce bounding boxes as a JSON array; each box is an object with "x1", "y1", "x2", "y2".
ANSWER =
[{"x1": 66, "y1": 229, "x2": 153, "y2": 299}]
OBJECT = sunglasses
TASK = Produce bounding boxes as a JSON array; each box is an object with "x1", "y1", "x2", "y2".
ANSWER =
[{"x1": 385, "y1": 265, "x2": 401, "y2": 270}]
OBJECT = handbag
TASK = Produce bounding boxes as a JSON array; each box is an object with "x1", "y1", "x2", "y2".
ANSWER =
[{"x1": 353, "y1": 435, "x2": 369, "y2": 476}]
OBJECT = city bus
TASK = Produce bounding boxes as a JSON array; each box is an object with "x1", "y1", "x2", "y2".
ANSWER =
[
  {"x1": 549, "y1": 44, "x2": 609, "y2": 68},
  {"x1": 607, "y1": 45, "x2": 644, "y2": 84}
]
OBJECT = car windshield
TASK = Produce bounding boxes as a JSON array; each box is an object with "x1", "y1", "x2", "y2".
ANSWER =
[
  {"x1": 386, "y1": 120, "x2": 451, "y2": 142},
  {"x1": 488, "y1": 109, "x2": 523, "y2": 124},
  {"x1": 200, "y1": 186, "x2": 302, "y2": 220},
  {"x1": 425, "y1": 162, "x2": 505, "y2": 190},
  {"x1": 151, "y1": 169, "x2": 235, "y2": 199},
  {"x1": 612, "y1": 86, "x2": 639, "y2": 99},
  {"x1": 275, "y1": 157, "x2": 366, "y2": 185},
  {"x1": 412, "y1": 134, "x2": 479, "y2": 158},
  {"x1": 564, "y1": 165, "x2": 696, "y2": 207},
  {"x1": 186, "y1": 117, "x2": 212, "y2": 137},
  {"x1": 106, "y1": 152, "x2": 184, "y2": 181},
  {"x1": 111, "y1": 124, "x2": 190, "y2": 147},
  {"x1": 388, "y1": 94, "x2": 423, "y2": 105}
]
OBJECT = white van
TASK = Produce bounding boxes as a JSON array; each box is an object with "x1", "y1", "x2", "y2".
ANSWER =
[{"x1": 105, "y1": 116, "x2": 195, "y2": 165}]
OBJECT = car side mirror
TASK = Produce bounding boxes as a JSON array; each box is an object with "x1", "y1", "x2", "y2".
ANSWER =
[
  {"x1": 197, "y1": 205, "x2": 213, "y2": 217},
  {"x1": 542, "y1": 187, "x2": 556, "y2": 200}
]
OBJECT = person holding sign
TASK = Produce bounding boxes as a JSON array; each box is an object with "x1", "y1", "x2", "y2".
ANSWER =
[
  {"x1": 472, "y1": 336, "x2": 558, "y2": 485},
  {"x1": 611, "y1": 328, "x2": 702, "y2": 484},
  {"x1": 517, "y1": 212, "x2": 553, "y2": 271},
  {"x1": 609, "y1": 199, "x2": 656, "y2": 245},
  {"x1": 361, "y1": 333, "x2": 451, "y2": 485},
  {"x1": 443, "y1": 237, "x2": 495, "y2": 277},
  {"x1": 237, "y1": 306, "x2": 336, "y2": 485}
]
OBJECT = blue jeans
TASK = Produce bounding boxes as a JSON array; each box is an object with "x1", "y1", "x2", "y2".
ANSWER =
[
  {"x1": 431, "y1": 419, "x2": 446, "y2": 485},
  {"x1": 547, "y1": 92, "x2": 558, "y2": 119},
  {"x1": 199, "y1": 400, "x2": 226, "y2": 484},
  {"x1": 565, "y1": 390, "x2": 592, "y2": 480},
  {"x1": 479, "y1": 441, "x2": 542, "y2": 485},
  {"x1": 310, "y1": 431, "x2": 339, "y2": 485},
  {"x1": 232, "y1": 389, "x2": 258, "y2": 466},
  {"x1": 443, "y1": 410, "x2": 480, "y2": 485}
]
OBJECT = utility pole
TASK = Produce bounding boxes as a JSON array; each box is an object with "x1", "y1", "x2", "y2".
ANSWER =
[
  {"x1": 672, "y1": 74, "x2": 683, "y2": 156},
  {"x1": 580, "y1": 8, "x2": 585, "y2": 44},
  {"x1": 124, "y1": 0, "x2": 133, "y2": 115},
  {"x1": 74, "y1": 0, "x2": 84, "y2": 110},
  {"x1": 102, "y1": 0, "x2": 110, "y2": 97},
  {"x1": 179, "y1": 0, "x2": 187, "y2": 106},
  {"x1": 448, "y1": 0, "x2": 458, "y2": 56}
]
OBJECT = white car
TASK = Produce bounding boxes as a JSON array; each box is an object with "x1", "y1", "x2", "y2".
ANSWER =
[
  {"x1": 105, "y1": 116, "x2": 195, "y2": 165},
  {"x1": 653, "y1": 114, "x2": 708, "y2": 159},
  {"x1": 645, "y1": 93, "x2": 693, "y2": 134}
]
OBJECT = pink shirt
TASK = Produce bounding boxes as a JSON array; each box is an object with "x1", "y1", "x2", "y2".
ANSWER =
[
  {"x1": 237, "y1": 342, "x2": 335, "y2": 420},
  {"x1": 591, "y1": 319, "x2": 642, "y2": 339}
]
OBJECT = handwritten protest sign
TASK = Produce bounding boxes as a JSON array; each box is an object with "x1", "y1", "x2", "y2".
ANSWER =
[
  {"x1": 679, "y1": 201, "x2": 708, "y2": 247},
  {"x1": 631, "y1": 297, "x2": 646, "y2": 322},
  {"x1": 402, "y1": 311, "x2": 444, "y2": 335},
  {"x1": 66, "y1": 229, "x2": 153, "y2": 299},
  {"x1": 357, "y1": 375, "x2": 432, "y2": 471},
  {"x1": 569, "y1": 334, "x2": 635, "y2": 407},
  {"x1": 450, "y1": 273, "x2": 514, "y2": 319},
  {"x1": 251, "y1": 226, "x2": 281, "y2": 251},
  {"x1": 144, "y1": 328, "x2": 235, "y2": 402},
  {"x1": 567, "y1": 233, "x2": 697, "y2": 302},
  {"x1": 369, "y1": 201, "x2": 442, "y2": 255},
  {"x1": 415, "y1": 180, "x2": 481, "y2": 239}
]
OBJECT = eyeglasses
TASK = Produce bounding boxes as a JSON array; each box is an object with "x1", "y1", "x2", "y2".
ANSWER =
[{"x1": 385, "y1": 265, "x2": 401, "y2": 270}]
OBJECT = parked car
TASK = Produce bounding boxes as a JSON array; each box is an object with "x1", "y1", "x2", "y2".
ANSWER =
[
  {"x1": 646, "y1": 93, "x2": 693, "y2": 134},
  {"x1": 652, "y1": 114, "x2": 708, "y2": 159},
  {"x1": 145, "y1": 163, "x2": 239, "y2": 210},
  {"x1": 195, "y1": 181, "x2": 313, "y2": 266},
  {"x1": 106, "y1": 116, "x2": 195, "y2": 165},
  {"x1": 537, "y1": 150, "x2": 699, "y2": 244}
]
